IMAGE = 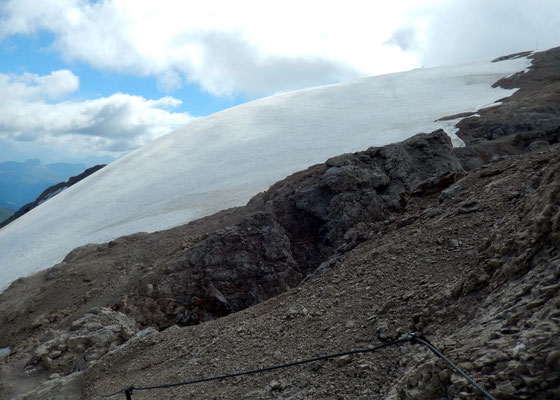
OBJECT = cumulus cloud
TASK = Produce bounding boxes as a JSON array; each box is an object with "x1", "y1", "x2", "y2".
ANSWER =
[
  {"x1": 182, "y1": 31, "x2": 361, "y2": 97},
  {"x1": 0, "y1": 70, "x2": 79, "y2": 100},
  {"x1": 394, "y1": 0, "x2": 560, "y2": 67},
  {"x1": 0, "y1": 0, "x2": 421, "y2": 97},
  {"x1": 3, "y1": 0, "x2": 559, "y2": 99},
  {"x1": 385, "y1": 28, "x2": 417, "y2": 52},
  {"x1": 0, "y1": 70, "x2": 192, "y2": 153}
]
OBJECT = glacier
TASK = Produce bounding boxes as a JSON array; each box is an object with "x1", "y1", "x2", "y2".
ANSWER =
[{"x1": 0, "y1": 56, "x2": 531, "y2": 292}]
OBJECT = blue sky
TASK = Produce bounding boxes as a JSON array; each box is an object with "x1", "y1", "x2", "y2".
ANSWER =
[
  {"x1": 0, "y1": 0, "x2": 559, "y2": 166},
  {"x1": 1, "y1": 33, "x2": 247, "y2": 116}
]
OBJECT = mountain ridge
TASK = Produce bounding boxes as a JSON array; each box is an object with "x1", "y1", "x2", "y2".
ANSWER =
[
  {"x1": 0, "y1": 53, "x2": 531, "y2": 291},
  {"x1": 0, "y1": 206, "x2": 13, "y2": 223},
  {"x1": 0, "y1": 47, "x2": 558, "y2": 399}
]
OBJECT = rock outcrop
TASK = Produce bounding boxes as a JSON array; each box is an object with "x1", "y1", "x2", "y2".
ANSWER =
[
  {"x1": 454, "y1": 47, "x2": 560, "y2": 170},
  {"x1": 116, "y1": 211, "x2": 301, "y2": 327},
  {"x1": 114, "y1": 130, "x2": 464, "y2": 329},
  {"x1": 29, "y1": 307, "x2": 138, "y2": 375}
]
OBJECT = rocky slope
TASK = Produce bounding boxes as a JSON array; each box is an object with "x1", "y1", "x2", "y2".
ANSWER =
[
  {"x1": 0, "y1": 48, "x2": 558, "y2": 399},
  {"x1": 0, "y1": 164, "x2": 105, "y2": 229}
]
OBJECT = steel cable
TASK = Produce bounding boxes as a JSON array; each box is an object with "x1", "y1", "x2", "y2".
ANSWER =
[{"x1": 82, "y1": 332, "x2": 497, "y2": 400}]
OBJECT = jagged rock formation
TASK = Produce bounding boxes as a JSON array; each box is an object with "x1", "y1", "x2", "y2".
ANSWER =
[
  {"x1": 260, "y1": 130, "x2": 464, "y2": 264},
  {"x1": 115, "y1": 130, "x2": 465, "y2": 329},
  {"x1": 454, "y1": 47, "x2": 560, "y2": 170},
  {"x1": 116, "y1": 211, "x2": 301, "y2": 327},
  {"x1": 30, "y1": 307, "x2": 138, "y2": 374},
  {"x1": 386, "y1": 147, "x2": 560, "y2": 399},
  {"x1": 0, "y1": 164, "x2": 105, "y2": 229},
  {"x1": 0, "y1": 48, "x2": 559, "y2": 400}
]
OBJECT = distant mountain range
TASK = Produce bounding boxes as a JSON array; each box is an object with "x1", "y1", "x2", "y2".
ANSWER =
[
  {"x1": 0, "y1": 206, "x2": 13, "y2": 223},
  {"x1": 0, "y1": 159, "x2": 88, "y2": 211},
  {"x1": 0, "y1": 164, "x2": 105, "y2": 228}
]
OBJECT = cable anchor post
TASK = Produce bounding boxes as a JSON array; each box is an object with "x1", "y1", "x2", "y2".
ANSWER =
[{"x1": 406, "y1": 331, "x2": 430, "y2": 345}]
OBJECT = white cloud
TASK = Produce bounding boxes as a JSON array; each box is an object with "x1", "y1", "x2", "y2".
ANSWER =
[
  {"x1": 0, "y1": 0, "x2": 424, "y2": 97},
  {"x1": 0, "y1": 70, "x2": 79, "y2": 100},
  {"x1": 393, "y1": 0, "x2": 560, "y2": 67},
  {"x1": 180, "y1": 31, "x2": 362, "y2": 97},
  {"x1": 385, "y1": 27, "x2": 417, "y2": 52},
  {"x1": 2, "y1": 0, "x2": 559, "y2": 99},
  {"x1": 0, "y1": 70, "x2": 193, "y2": 154}
]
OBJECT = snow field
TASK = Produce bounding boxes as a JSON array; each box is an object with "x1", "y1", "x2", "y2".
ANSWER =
[{"x1": 0, "y1": 56, "x2": 531, "y2": 291}]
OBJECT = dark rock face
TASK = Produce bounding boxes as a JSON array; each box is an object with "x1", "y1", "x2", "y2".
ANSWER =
[
  {"x1": 464, "y1": 47, "x2": 560, "y2": 144},
  {"x1": 117, "y1": 211, "x2": 301, "y2": 327},
  {"x1": 117, "y1": 130, "x2": 464, "y2": 328},
  {"x1": 261, "y1": 130, "x2": 464, "y2": 269},
  {"x1": 454, "y1": 46, "x2": 560, "y2": 170},
  {"x1": 0, "y1": 164, "x2": 105, "y2": 228}
]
